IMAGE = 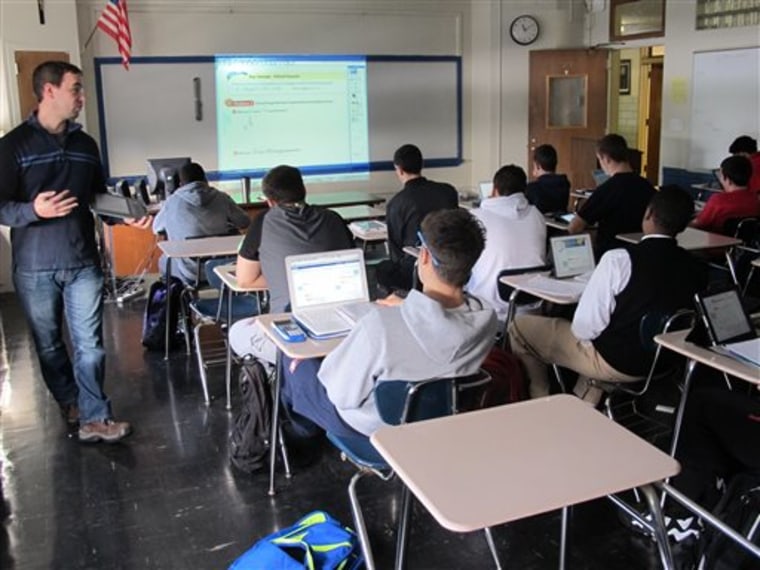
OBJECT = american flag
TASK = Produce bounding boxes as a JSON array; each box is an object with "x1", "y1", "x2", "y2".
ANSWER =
[{"x1": 97, "y1": 0, "x2": 132, "y2": 70}]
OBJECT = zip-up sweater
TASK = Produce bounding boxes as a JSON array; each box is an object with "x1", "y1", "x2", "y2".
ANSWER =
[{"x1": 0, "y1": 113, "x2": 105, "y2": 271}]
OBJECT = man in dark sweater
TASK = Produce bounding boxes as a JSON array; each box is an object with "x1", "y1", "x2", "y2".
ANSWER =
[
  {"x1": 525, "y1": 144, "x2": 571, "y2": 214},
  {"x1": 376, "y1": 144, "x2": 458, "y2": 292},
  {"x1": 568, "y1": 134, "x2": 655, "y2": 258},
  {"x1": 0, "y1": 61, "x2": 151, "y2": 442},
  {"x1": 509, "y1": 186, "x2": 707, "y2": 403}
]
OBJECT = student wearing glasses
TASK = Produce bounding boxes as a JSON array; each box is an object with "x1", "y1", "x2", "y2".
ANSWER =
[{"x1": 279, "y1": 209, "x2": 497, "y2": 438}]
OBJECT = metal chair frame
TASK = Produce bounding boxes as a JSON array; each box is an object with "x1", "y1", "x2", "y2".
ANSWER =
[{"x1": 327, "y1": 371, "x2": 502, "y2": 570}]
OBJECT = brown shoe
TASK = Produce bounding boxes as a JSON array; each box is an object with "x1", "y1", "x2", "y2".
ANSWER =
[
  {"x1": 60, "y1": 404, "x2": 79, "y2": 426},
  {"x1": 78, "y1": 419, "x2": 132, "y2": 443}
]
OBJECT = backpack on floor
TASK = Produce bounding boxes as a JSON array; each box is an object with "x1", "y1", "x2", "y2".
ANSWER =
[
  {"x1": 230, "y1": 357, "x2": 272, "y2": 474},
  {"x1": 229, "y1": 510, "x2": 363, "y2": 570},
  {"x1": 141, "y1": 276, "x2": 184, "y2": 351},
  {"x1": 696, "y1": 472, "x2": 760, "y2": 570},
  {"x1": 460, "y1": 345, "x2": 527, "y2": 411}
]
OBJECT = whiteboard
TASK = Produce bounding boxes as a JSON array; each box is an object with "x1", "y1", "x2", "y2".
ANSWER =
[
  {"x1": 689, "y1": 47, "x2": 760, "y2": 170},
  {"x1": 95, "y1": 55, "x2": 461, "y2": 181}
]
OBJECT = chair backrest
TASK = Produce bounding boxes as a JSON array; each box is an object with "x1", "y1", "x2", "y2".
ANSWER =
[
  {"x1": 639, "y1": 308, "x2": 696, "y2": 353},
  {"x1": 374, "y1": 370, "x2": 491, "y2": 426},
  {"x1": 724, "y1": 217, "x2": 759, "y2": 244}
]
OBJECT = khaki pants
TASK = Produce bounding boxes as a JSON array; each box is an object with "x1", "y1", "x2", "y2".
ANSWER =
[{"x1": 508, "y1": 315, "x2": 640, "y2": 403}]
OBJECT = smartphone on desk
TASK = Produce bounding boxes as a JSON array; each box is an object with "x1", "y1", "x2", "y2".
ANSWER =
[{"x1": 271, "y1": 319, "x2": 307, "y2": 343}]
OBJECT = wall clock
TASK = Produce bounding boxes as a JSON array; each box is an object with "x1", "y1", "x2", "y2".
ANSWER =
[{"x1": 510, "y1": 15, "x2": 540, "y2": 46}]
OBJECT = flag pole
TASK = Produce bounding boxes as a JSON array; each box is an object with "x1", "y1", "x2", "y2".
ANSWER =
[{"x1": 83, "y1": 21, "x2": 99, "y2": 51}]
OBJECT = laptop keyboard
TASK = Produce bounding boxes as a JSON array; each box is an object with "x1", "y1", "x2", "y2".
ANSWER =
[{"x1": 297, "y1": 308, "x2": 350, "y2": 334}]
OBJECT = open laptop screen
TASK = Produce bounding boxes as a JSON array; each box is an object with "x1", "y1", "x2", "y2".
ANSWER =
[
  {"x1": 286, "y1": 249, "x2": 369, "y2": 311},
  {"x1": 695, "y1": 287, "x2": 756, "y2": 345},
  {"x1": 550, "y1": 234, "x2": 595, "y2": 279},
  {"x1": 478, "y1": 181, "x2": 492, "y2": 201}
]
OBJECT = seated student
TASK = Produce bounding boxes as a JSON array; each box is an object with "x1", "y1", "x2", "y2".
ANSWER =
[
  {"x1": 690, "y1": 155, "x2": 759, "y2": 234},
  {"x1": 228, "y1": 165, "x2": 353, "y2": 363},
  {"x1": 568, "y1": 134, "x2": 655, "y2": 258},
  {"x1": 525, "y1": 144, "x2": 571, "y2": 214},
  {"x1": 729, "y1": 135, "x2": 760, "y2": 195},
  {"x1": 467, "y1": 164, "x2": 546, "y2": 322},
  {"x1": 510, "y1": 186, "x2": 707, "y2": 402},
  {"x1": 279, "y1": 209, "x2": 498, "y2": 438},
  {"x1": 376, "y1": 144, "x2": 458, "y2": 293},
  {"x1": 152, "y1": 162, "x2": 250, "y2": 285}
]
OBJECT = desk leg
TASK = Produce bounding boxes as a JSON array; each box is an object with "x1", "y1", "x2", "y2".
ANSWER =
[
  {"x1": 395, "y1": 486, "x2": 412, "y2": 570},
  {"x1": 268, "y1": 351, "x2": 282, "y2": 496},
  {"x1": 559, "y1": 506, "x2": 568, "y2": 570},
  {"x1": 483, "y1": 527, "x2": 502, "y2": 570},
  {"x1": 640, "y1": 484, "x2": 675, "y2": 570},
  {"x1": 669, "y1": 358, "x2": 697, "y2": 457},
  {"x1": 164, "y1": 259, "x2": 172, "y2": 361},
  {"x1": 225, "y1": 286, "x2": 233, "y2": 411},
  {"x1": 725, "y1": 250, "x2": 739, "y2": 286}
]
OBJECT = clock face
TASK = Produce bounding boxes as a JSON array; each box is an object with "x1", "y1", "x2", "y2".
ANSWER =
[{"x1": 510, "y1": 15, "x2": 539, "y2": 46}]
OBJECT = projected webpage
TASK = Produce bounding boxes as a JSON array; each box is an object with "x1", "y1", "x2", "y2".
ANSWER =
[{"x1": 215, "y1": 55, "x2": 369, "y2": 174}]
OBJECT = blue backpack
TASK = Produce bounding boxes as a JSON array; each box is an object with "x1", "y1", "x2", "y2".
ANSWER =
[{"x1": 229, "y1": 511, "x2": 364, "y2": 570}]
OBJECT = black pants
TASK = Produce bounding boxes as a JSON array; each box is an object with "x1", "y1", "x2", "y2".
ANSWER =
[{"x1": 672, "y1": 387, "x2": 760, "y2": 511}]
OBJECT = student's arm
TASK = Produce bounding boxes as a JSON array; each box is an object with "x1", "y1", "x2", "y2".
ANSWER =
[
  {"x1": 318, "y1": 324, "x2": 378, "y2": 410},
  {"x1": 227, "y1": 196, "x2": 251, "y2": 230},
  {"x1": 567, "y1": 214, "x2": 588, "y2": 234},
  {"x1": 690, "y1": 196, "x2": 717, "y2": 229},
  {"x1": 235, "y1": 255, "x2": 268, "y2": 288},
  {"x1": 571, "y1": 249, "x2": 631, "y2": 341}
]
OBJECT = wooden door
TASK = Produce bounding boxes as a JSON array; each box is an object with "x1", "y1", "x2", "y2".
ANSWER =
[
  {"x1": 644, "y1": 62, "x2": 663, "y2": 185},
  {"x1": 14, "y1": 51, "x2": 70, "y2": 119},
  {"x1": 528, "y1": 49, "x2": 609, "y2": 192}
]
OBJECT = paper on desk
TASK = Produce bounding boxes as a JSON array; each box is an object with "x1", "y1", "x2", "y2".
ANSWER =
[{"x1": 725, "y1": 338, "x2": 760, "y2": 367}]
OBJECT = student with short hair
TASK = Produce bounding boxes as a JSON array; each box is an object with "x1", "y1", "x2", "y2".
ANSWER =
[
  {"x1": 568, "y1": 134, "x2": 655, "y2": 258},
  {"x1": 467, "y1": 164, "x2": 546, "y2": 322},
  {"x1": 229, "y1": 165, "x2": 353, "y2": 363},
  {"x1": 510, "y1": 186, "x2": 707, "y2": 403},
  {"x1": 376, "y1": 144, "x2": 459, "y2": 293},
  {"x1": 525, "y1": 144, "x2": 571, "y2": 213},
  {"x1": 729, "y1": 134, "x2": 760, "y2": 194},
  {"x1": 152, "y1": 161, "x2": 250, "y2": 284},
  {"x1": 691, "y1": 155, "x2": 760, "y2": 234},
  {"x1": 280, "y1": 208, "x2": 497, "y2": 437}
]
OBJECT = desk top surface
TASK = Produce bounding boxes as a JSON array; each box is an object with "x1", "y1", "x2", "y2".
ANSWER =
[
  {"x1": 616, "y1": 228, "x2": 741, "y2": 250},
  {"x1": 655, "y1": 330, "x2": 760, "y2": 385},
  {"x1": 331, "y1": 204, "x2": 386, "y2": 222},
  {"x1": 157, "y1": 235, "x2": 243, "y2": 258},
  {"x1": 240, "y1": 190, "x2": 387, "y2": 209},
  {"x1": 371, "y1": 394, "x2": 679, "y2": 532},
  {"x1": 254, "y1": 313, "x2": 345, "y2": 359},
  {"x1": 499, "y1": 272, "x2": 586, "y2": 304}
]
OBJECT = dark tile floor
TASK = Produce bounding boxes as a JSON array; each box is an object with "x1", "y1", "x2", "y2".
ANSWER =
[{"x1": 0, "y1": 292, "x2": 670, "y2": 569}]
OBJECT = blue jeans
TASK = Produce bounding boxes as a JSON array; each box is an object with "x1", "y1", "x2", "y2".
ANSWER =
[{"x1": 13, "y1": 265, "x2": 110, "y2": 423}]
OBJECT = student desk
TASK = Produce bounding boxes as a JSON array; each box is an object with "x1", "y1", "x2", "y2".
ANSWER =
[
  {"x1": 617, "y1": 228, "x2": 743, "y2": 284},
  {"x1": 498, "y1": 272, "x2": 587, "y2": 305},
  {"x1": 254, "y1": 313, "x2": 345, "y2": 496},
  {"x1": 212, "y1": 264, "x2": 268, "y2": 410},
  {"x1": 244, "y1": 191, "x2": 386, "y2": 209},
  {"x1": 330, "y1": 204, "x2": 386, "y2": 222},
  {"x1": 654, "y1": 329, "x2": 759, "y2": 458},
  {"x1": 371, "y1": 394, "x2": 679, "y2": 569},
  {"x1": 157, "y1": 235, "x2": 244, "y2": 359}
]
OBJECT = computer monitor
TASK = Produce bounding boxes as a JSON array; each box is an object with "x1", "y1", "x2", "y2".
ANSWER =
[{"x1": 146, "y1": 157, "x2": 191, "y2": 199}]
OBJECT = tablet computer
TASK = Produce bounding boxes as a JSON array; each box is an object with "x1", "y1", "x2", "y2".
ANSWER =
[
  {"x1": 694, "y1": 286, "x2": 756, "y2": 346},
  {"x1": 91, "y1": 193, "x2": 148, "y2": 219}
]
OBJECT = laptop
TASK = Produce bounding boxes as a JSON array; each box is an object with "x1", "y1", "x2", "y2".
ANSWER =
[
  {"x1": 285, "y1": 248, "x2": 372, "y2": 338},
  {"x1": 694, "y1": 287, "x2": 759, "y2": 366},
  {"x1": 91, "y1": 193, "x2": 148, "y2": 219},
  {"x1": 478, "y1": 181, "x2": 493, "y2": 201},
  {"x1": 549, "y1": 234, "x2": 596, "y2": 280},
  {"x1": 591, "y1": 169, "x2": 610, "y2": 187}
]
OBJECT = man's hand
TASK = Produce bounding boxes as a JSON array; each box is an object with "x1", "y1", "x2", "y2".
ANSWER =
[
  {"x1": 33, "y1": 190, "x2": 78, "y2": 219},
  {"x1": 124, "y1": 216, "x2": 153, "y2": 230}
]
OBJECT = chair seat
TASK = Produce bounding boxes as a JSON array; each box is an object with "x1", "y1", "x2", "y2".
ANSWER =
[
  {"x1": 326, "y1": 432, "x2": 388, "y2": 471},
  {"x1": 190, "y1": 295, "x2": 260, "y2": 322}
]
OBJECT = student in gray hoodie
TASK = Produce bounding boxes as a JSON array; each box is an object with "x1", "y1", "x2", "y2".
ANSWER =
[
  {"x1": 280, "y1": 208, "x2": 498, "y2": 437},
  {"x1": 153, "y1": 162, "x2": 250, "y2": 284}
]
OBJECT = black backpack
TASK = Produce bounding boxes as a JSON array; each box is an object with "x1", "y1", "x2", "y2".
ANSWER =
[
  {"x1": 230, "y1": 357, "x2": 272, "y2": 473},
  {"x1": 141, "y1": 277, "x2": 184, "y2": 351},
  {"x1": 696, "y1": 472, "x2": 760, "y2": 570}
]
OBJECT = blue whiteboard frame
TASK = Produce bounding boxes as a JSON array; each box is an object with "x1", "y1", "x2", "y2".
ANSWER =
[{"x1": 94, "y1": 54, "x2": 462, "y2": 184}]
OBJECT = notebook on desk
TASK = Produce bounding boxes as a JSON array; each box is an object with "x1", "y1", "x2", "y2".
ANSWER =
[
  {"x1": 285, "y1": 248, "x2": 372, "y2": 339},
  {"x1": 549, "y1": 234, "x2": 596, "y2": 279},
  {"x1": 694, "y1": 287, "x2": 759, "y2": 366}
]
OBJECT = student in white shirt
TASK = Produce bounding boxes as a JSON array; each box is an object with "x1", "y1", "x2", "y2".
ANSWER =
[{"x1": 466, "y1": 164, "x2": 546, "y2": 322}]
